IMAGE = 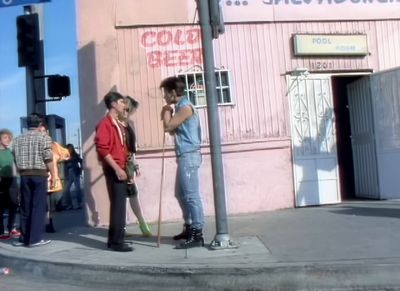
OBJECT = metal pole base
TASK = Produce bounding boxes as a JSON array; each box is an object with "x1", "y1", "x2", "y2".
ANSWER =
[{"x1": 210, "y1": 234, "x2": 239, "y2": 250}]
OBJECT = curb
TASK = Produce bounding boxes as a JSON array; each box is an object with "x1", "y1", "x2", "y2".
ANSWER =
[{"x1": 2, "y1": 254, "x2": 400, "y2": 290}]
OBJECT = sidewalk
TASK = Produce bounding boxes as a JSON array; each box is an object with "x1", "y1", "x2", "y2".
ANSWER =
[{"x1": 1, "y1": 200, "x2": 400, "y2": 290}]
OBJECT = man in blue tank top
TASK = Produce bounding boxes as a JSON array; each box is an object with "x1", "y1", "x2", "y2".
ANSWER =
[{"x1": 160, "y1": 76, "x2": 204, "y2": 249}]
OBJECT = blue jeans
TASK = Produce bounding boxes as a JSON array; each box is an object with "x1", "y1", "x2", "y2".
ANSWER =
[
  {"x1": 19, "y1": 175, "x2": 48, "y2": 245},
  {"x1": 63, "y1": 169, "x2": 83, "y2": 207},
  {"x1": 175, "y1": 151, "x2": 204, "y2": 230}
]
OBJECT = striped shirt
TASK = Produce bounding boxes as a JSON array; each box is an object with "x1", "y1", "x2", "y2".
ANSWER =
[{"x1": 12, "y1": 130, "x2": 53, "y2": 175}]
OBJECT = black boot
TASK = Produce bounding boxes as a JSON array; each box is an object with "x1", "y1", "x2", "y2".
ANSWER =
[
  {"x1": 45, "y1": 218, "x2": 56, "y2": 233},
  {"x1": 173, "y1": 224, "x2": 190, "y2": 240},
  {"x1": 175, "y1": 227, "x2": 204, "y2": 249}
]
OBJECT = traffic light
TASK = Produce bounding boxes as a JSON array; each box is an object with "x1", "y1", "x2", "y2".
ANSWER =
[
  {"x1": 16, "y1": 13, "x2": 40, "y2": 68},
  {"x1": 47, "y1": 75, "x2": 71, "y2": 97},
  {"x1": 209, "y1": 0, "x2": 225, "y2": 39}
]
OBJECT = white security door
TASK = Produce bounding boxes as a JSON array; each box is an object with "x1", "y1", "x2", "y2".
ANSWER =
[
  {"x1": 370, "y1": 69, "x2": 400, "y2": 199},
  {"x1": 347, "y1": 77, "x2": 380, "y2": 199},
  {"x1": 288, "y1": 75, "x2": 341, "y2": 207}
]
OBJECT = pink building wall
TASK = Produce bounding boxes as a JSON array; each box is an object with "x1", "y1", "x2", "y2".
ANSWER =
[{"x1": 76, "y1": 0, "x2": 400, "y2": 226}]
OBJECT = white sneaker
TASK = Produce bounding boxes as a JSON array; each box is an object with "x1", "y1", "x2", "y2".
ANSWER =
[
  {"x1": 28, "y1": 239, "x2": 51, "y2": 248},
  {"x1": 12, "y1": 241, "x2": 25, "y2": 247}
]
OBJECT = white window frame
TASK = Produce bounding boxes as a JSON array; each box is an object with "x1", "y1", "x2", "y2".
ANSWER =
[{"x1": 177, "y1": 69, "x2": 233, "y2": 108}]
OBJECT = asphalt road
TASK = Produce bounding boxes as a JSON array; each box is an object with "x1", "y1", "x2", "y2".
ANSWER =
[
  {"x1": 0, "y1": 274, "x2": 393, "y2": 291},
  {"x1": 0, "y1": 274, "x2": 138, "y2": 291}
]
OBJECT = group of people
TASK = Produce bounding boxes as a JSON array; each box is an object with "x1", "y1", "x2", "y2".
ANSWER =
[
  {"x1": 0, "y1": 115, "x2": 83, "y2": 246},
  {"x1": 0, "y1": 75, "x2": 205, "y2": 252},
  {"x1": 95, "y1": 76, "x2": 205, "y2": 252}
]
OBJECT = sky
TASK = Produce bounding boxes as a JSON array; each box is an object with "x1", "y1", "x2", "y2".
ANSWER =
[{"x1": 0, "y1": 0, "x2": 80, "y2": 148}]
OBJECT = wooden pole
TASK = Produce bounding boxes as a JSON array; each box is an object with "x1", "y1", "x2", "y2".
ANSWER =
[{"x1": 157, "y1": 134, "x2": 166, "y2": 247}]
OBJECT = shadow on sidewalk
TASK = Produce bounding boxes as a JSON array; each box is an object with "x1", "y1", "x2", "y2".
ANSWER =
[
  {"x1": 48, "y1": 209, "x2": 176, "y2": 250},
  {"x1": 329, "y1": 205, "x2": 400, "y2": 219}
]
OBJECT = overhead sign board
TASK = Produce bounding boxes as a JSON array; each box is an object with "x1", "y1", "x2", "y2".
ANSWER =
[
  {"x1": 293, "y1": 34, "x2": 368, "y2": 56},
  {"x1": 0, "y1": 0, "x2": 50, "y2": 8},
  {"x1": 115, "y1": 0, "x2": 400, "y2": 27}
]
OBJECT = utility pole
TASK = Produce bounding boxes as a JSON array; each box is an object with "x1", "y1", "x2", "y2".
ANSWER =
[{"x1": 196, "y1": 0, "x2": 236, "y2": 249}]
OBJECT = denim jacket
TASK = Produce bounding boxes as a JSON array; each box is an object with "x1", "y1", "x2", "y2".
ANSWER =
[{"x1": 174, "y1": 96, "x2": 201, "y2": 157}]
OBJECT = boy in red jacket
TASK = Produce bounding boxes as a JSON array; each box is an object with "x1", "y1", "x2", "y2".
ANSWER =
[{"x1": 95, "y1": 91, "x2": 133, "y2": 252}]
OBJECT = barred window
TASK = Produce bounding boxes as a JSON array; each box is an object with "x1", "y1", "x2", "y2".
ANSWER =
[{"x1": 177, "y1": 69, "x2": 233, "y2": 107}]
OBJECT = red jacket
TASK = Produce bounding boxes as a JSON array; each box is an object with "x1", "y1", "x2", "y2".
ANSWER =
[{"x1": 95, "y1": 114, "x2": 127, "y2": 170}]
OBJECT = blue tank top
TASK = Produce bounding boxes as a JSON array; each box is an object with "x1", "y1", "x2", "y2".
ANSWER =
[{"x1": 174, "y1": 96, "x2": 201, "y2": 156}]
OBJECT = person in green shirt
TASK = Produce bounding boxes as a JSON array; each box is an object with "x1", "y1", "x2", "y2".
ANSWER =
[{"x1": 0, "y1": 129, "x2": 20, "y2": 240}]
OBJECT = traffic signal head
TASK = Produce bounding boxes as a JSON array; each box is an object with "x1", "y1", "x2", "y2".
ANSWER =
[
  {"x1": 208, "y1": 0, "x2": 225, "y2": 39},
  {"x1": 47, "y1": 75, "x2": 71, "y2": 97},
  {"x1": 16, "y1": 14, "x2": 40, "y2": 68}
]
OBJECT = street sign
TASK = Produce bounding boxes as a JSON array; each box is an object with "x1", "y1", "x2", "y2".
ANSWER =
[{"x1": 0, "y1": 0, "x2": 50, "y2": 8}]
